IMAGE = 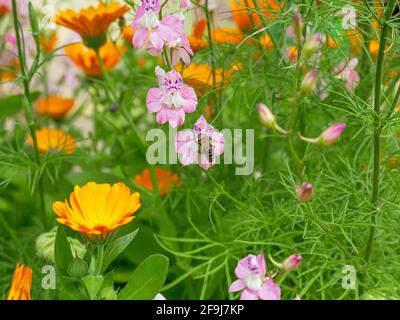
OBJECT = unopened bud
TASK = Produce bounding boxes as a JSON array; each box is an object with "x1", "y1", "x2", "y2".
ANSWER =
[
  {"x1": 296, "y1": 182, "x2": 313, "y2": 202},
  {"x1": 282, "y1": 254, "x2": 302, "y2": 272},
  {"x1": 319, "y1": 123, "x2": 346, "y2": 145},
  {"x1": 180, "y1": 0, "x2": 191, "y2": 9},
  {"x1": 68, "y1": 258, "x2": 89, "y2": 279},
  {"x1": 293, "y1": 9, "x2": 304, "y2": 44},
  {"x1": 257, "y1": 103, "x2": 287, "y2": 134},
  {"x1": 300, "y1": 69, "x2": 318, "y2": 95},
  {"x1": 303, "y1": 33, "x2": 323, "y2": 59}
]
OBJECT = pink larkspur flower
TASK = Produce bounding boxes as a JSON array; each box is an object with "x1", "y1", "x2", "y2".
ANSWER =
[
  {"x1": 174, "y1": 115, "x2": 224, "y2": 170},
  {"x1": 147, "y1": 66, "x2": 197, "y2": 127},
  {"x1": 334, "y1": 58, "x2": 360, "y2": 92},
  {"x1": 229, "y1": 253, "x2": 281, "y2": 300},
  {"x1": 132, "y1": 0, "x2": 192, "y2": 62},
  {"x1": 180, "y1": 0, "x2": 191, "y2": 9},
  {"x1": 282, "y1": 254, "x2": 302, "y2": 272},
  {"x1": 296, "y1": 182, "x2": 313, "y2": 202}
]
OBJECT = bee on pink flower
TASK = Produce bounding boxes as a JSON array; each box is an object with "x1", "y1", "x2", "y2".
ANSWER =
[
  {"x1": 229, "y1": 253, "x2": 281, "y2": 300},
  {"x1": 147, "y1": 66, "x2": 197, "y2": 127},
  {"x1": 174, "y1": 115, "x2": 224, "y2": 170}
]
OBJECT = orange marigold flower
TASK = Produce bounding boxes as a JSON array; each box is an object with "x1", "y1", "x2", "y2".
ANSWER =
[
  {"x1": 211, "y1": 28, "x2": 244, "y2": 45},
  {"x1": 230, "y1": 0, "x2": 281, "y2": 32},
  {"x1": 65, "y1": 41, "x2": 125, "y2": 77},
  {"x1": 176, "y1": 63, "x2": 236, "y2": 95},
  {"x1": 134, "y1": 168, "x2": 181, "y2": 196},
  {"x1": 53, "y1": 182, "x2": 141, "y2": 237},
  {"x1": 28, "y1": 128, "x2": 76, "y2": 155},
  {"x1": 122, "y1": 25, "x2": 135, "y2": 43},
  {"x1": 260, "y1": 33, "x2": 273, "y2": 49},
  {"x1": 36, "y1": 96, "x2": 75, "y2": 119},
  {"x1": 40, "y1": 32, "x2": 58, "y2": 53},
  {"x1": 56, "y1": 2, "x2": 129, "y2": 49},
  {"x1": 7, "y1": 264, "x2": 32, "y2": 300},
  {"x1": 188, "y1": 19, "x2": 208, "y2": 52}
]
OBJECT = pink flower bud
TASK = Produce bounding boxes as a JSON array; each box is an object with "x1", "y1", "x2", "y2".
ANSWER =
[
  {"x1": 319, "y1": 123, "x2": 346, "y2": 145},
  {"x1": 296, "y1": 182, "x2": 313, "y2": 202},
  {"x1": 303, "y1": 33, "x2": 323, "y2": 57},
  {"x1": 300, "y1": 69, "x2": 318, "y2": 95},
  {"x1": 282, "y1": 254, "x2": 302, "y2": 272},
  {"x1": 257, "y1": 103, "x2": 276, "y2": 130},
  {"x1": 180, "y1": 0, "x2": 191, "y2": 9},
  {"x1": 293, "y1": 10, "x2": 304, "y2": 43}
]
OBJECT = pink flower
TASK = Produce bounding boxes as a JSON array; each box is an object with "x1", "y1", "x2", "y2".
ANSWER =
[
  {"x1": 300, "y1": 69, "x2": 318, "y2": 94},
  {"x1": 132, "y1": 0, "x2": 192, "y2": 63},
  {"x1": 319, "y1": 123, "x2": 346, "y2": 145},
  {"x1": 296, "y1": 182, "x2": 313, "y2": 202},
  {"x1": 229, "y1": 253, "x2": 281, "y2": 300},
  {"x1": 180, "y1": 0, "x2": 191, "y2": 9},
  {"x1": 333, "y1": 58, "x2": 360, "y2": 92},
  {"x1": 147, "y1": 66, "x2": 197, "y2": 127},
  {"x1": 174, "y1": 115, "x2": 224, "y2": 170}
]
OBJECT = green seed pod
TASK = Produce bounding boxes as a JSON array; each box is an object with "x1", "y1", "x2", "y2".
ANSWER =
[{"x1": 68, "y1": 258, "x2": 89, "y2": 279}]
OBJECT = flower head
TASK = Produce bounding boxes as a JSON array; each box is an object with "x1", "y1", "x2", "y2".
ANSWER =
[
  {"x1": 296, "y1": 182, "x2": 313, "y2": 202},
  {"x1": 134, "y1": 167, "x2": 182, "y2": 196},
  {"x1": 53, "y1": 182, "x2": 141, "y2": 238},
  {"x1": 56, "y1": 2, "x2": 129, "y2": 49},
  {"x1": 7, "y1": 264, "x2": 32, "y2": 300},
  {"x1": 175, "y1": 115, "x2": 224, "y2": 170},
  {"x1": 334, "y1": 58, "x2": 360, "y2": 92},
  {"x1": 65, "y1": 41, "x2": 125, "y2": 77},
  {"x1": 28, "y1": 128, "x2": 76, "y2": 154},
  {"x1": 36, "y1": 96, "x2": 75, "y2": 119},
  {"x1": 229, "y1": 253, "x2": 281, "y2": 300},
  {"x1": 147, "y1": 66, "x2": 197, "y2": 127}
]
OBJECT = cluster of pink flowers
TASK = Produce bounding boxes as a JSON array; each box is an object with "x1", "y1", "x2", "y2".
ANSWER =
[
  {"x1": 229, "y1": 252, "x2": 302, "y2": 300},
  {"x1": 132, "y1": 0, "x2": 224, "y2": 170}
]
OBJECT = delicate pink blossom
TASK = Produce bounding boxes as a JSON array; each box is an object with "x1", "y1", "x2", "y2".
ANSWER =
[
  {"x1": 174, "y1": 115, "x2": 224, "y2": 170},
  {"x1": 147, "y1": 66, "x2": 197, "y2": 127},
  {"x1": 229, "y1": 253, "x2": 281, "y2": 300},
  {"x1": 132, "y1": 0, "x2": 193, "y2": 64},
  {"x1": 333, "y1": 58, "x2": 360, "y2": 92},
  {"x1": 296, "y1": 182, "x2": 313, "y2": 202},
  {"x1": 300, "y1": 69, "x2": 318, "y2": 94},
  {"x1": 180, "y1": 0, "x2": 191, "y2": 9},
  {"x1": 257, "y1": 103, "x2": 287, "y2": 134}
]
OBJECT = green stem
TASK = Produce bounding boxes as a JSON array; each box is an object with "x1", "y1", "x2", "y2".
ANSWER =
[
  {"x1": 95, "y1": 243, "x2": 104, "y2": 275},
  {"x1": 11, "y1": 0, "x2": 47, "y2": 228},
  {"x1": 364, "y1": 0, "x2": 395, "y2": 265}
]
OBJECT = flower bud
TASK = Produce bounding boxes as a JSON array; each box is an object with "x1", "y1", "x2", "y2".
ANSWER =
[
  {"x1": 296, "y1": 182, "x2": 313, "y2": 202},
  {"x1": 303, "y1": 33, "x2": 323, "y2": 59},
  {"x1": 300, "y1": 69, "x2": 318, "y2": 95},
  {"x1": 68, "y1": 258, "x2": 89, "y2": 279},
  {"x1": 282, "y1": 254, "x2": 302, "y2": 272},
  {"x1": 319, "y1": 123, "x2": 346, "y2": 145},
  {"x1": 257, "y1": 103, "x2": 288, "y2": 134},
  {"x1": 180, "y1": 0, "x2": 191, "y2": 9},
  {"x1": 293, "y1": 9, "x2": 304, "y2": 44}
]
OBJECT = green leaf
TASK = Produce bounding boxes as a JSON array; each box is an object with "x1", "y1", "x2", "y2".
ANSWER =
[
  {"x1": 55, "y1": 226, "x2": 74, "y2": 275},
  {"x1": 0, "y1": 92, "x2": 40, "y2": 119},
  {"x1": 102, "y1": 228, "x2": 139, "y2": 273},
  {"x1": 118, "y1": 254, "x2": 169, "y2": 300},
  {"x1": 83, "y1": 275, "x2": 104, "y2": 300}
]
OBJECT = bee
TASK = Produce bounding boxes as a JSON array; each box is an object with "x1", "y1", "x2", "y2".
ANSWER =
[{"x1": 198, "y1": 134, "x2": 214, "y2": 164}]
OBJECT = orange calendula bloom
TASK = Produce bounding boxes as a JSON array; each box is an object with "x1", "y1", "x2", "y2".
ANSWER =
[
  {"x1": 177, "y1": 63, "x2": 237, "y2": 94},
  {"x1": 28, "y1": 128, "x2": 76, "y2": 155},
  {"x1": 230, "y1": 0, "x2": 281, "y2": 32},
  {"x1": 56, "y1": 2, "x2": 129, "y2": 49},
  {"x1": 53, "y1": 182, "x2": 141, "y2": 237},
  {"x1": 188, "y1": 19, "x2": 208, "y2": 52},
  {"x1": 36, "y1": 96, "x2": 75, "y2": 119},
  {"x1": 65, "y1": 41, "x2": 125, "y2": 77},
  {"x1": 211, "y1": 28, "x2": 244, "y2": 45},
  {"x1": 7, "y1": 264, "x2": 32, "y2": 300},
  {"x1": 122, "y1": 26, "x2": 135, "y2": 43},
  {"x1": 134, "y1": 168, "x2": 181, "y2": 196},
  {"x1": 40, "y1": 32, "x2": 58, "y2": 53}
]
